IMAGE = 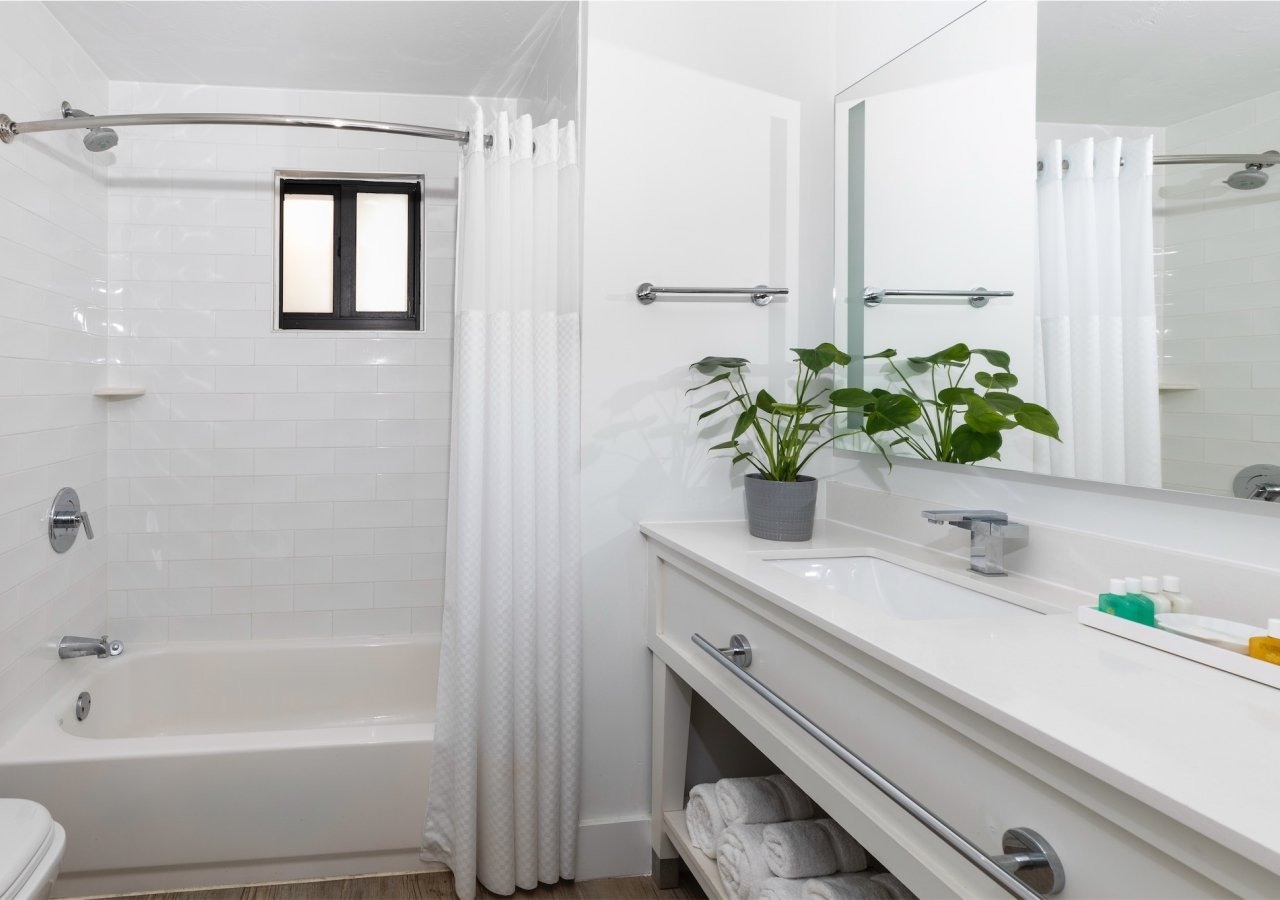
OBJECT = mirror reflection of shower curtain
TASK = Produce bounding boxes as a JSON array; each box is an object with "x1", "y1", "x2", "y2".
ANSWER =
[{"x1": 1034, "y1": 136, "x2": 1161, "y2": 487}]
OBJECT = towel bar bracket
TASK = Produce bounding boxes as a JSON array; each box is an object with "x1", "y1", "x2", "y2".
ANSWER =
[
  {"x1": 714, "y1": 634, "x2": 752, "y2": 668},
  {"x1": 993, "y1": 828, "x2": 1066, "y2": 897}
]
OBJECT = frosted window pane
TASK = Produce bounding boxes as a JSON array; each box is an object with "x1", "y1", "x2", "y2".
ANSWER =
[
  {"x1": 282, "y1": 194, "x2": 334, "y2": 313},
  {"x1": 356, "y1": 193, "x2": 410, "y2": 312}
]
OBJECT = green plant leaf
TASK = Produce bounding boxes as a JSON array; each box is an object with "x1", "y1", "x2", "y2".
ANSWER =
[
  {"x1": 950, "y1": 425, "x2": 1003, "y2": 462},
  {"x1": 685, "y1": 371, "x2": 731, "y2": 393},
  {"x1": 1014, "y1": 403, "x2": 1062, "y2": 440},
  {"x1": 691, "y1": 356, "x2": 749, "y2": 375},
  {"x1": 909, "y1": 343, "x2": 970, "y2": 366},
  {"x1": 975, "y1": 371, "x2": 1018, "y2": 389},
  {"x1": 792, "y1": 344, "x2": 845, "y2": 373},
  {"x1": 982, "y1": 392, "x2": 1024, "y2": 414},
  {"x1": 863, "y1": 348, "x2": 897, "y2": 360},
  {"x1": 697, "y1": 397, "x2": 744, "y2": 421},
  {"x1": 797, "y1": 423, "x2": 822, "y2": 432},
  {"x1": 817, "y1": 342, "x2": 852, "y2": 365},
  {"x1": 963, "y1": 397, "x2": 1015, "y2": 434},
  {"x1": 829, "y1": 387, "x2": 877, "y2": 408},
  {"x1": 772, "y1": 402, "x2": 823, "y2": 416},
  {"x1": 936, "y1": 386, "x2": 977, "y2": 406},
  {"x1": 732, "y1": 452, "x2": 753, "y2": 465},
  {"x1": 970, "y1": 348, "x2": 1011, "y2": 370},
  {"x1": 755, "y1": 389, "x2": 777, "y2": 413},
  {"x1": 709, "y1": 440, "x2": 737, "y2": 451},
  {"x1": 865, "y1": 395, "x2": 922, "y2": 434},
  {"x1": 732, "y1": 405, "x2": 757, "y2": 439}
]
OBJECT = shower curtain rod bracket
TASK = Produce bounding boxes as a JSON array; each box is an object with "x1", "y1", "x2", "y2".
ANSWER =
[{"x1": 0, "y1": 115, "x2": 14, "y2": 144}]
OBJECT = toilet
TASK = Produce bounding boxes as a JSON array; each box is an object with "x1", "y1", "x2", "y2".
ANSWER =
[{"x1": 0, "y1": 800, "x2": 65, "y2": 900}]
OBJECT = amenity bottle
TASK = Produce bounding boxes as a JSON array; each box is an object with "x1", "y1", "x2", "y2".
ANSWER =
[{"x1": 1248, "y1": 619, "x2": 1280, "y2": 665}]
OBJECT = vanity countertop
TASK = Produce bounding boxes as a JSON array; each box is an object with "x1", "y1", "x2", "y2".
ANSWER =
[{"x1": 641, "y1": 518, "x2": 1280, "y2": 873}]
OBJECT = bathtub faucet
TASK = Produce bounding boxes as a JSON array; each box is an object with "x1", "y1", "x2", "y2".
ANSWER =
[{"x1": 58, "y1": 635, "x2": 124, "y2": 659}]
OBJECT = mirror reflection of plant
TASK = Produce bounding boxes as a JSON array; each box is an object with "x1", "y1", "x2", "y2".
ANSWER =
[
  {"x1": 834, "y1": 343, "x2": 1061, "y2": 466},
  {"x1": 689, "y1": 343, "x2": 873, "y2": 481}
]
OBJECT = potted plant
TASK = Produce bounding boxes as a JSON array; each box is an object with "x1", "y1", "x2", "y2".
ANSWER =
[
  {"x1": 689, "y1": 343, "x2": 904, "y2": 541},
  {"x1": 839, "y1": 342, "x2": 1061, "y2": 465}
]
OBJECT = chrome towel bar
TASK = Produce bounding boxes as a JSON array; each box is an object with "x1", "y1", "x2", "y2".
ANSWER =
[
  {"x1": 863, "y1": 286, "x2": 1013, "y2": 309},
  {"x1": 692, "y1": 632, "x2": 1065, "y2": 899},
  {"x1": 636, "y1": 283, "x2": 789, "y2": 307}
]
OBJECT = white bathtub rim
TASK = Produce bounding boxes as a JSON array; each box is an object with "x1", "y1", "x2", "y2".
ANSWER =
[{"x1": 0, "y1": 634, "x2": 440, "y2": 763}]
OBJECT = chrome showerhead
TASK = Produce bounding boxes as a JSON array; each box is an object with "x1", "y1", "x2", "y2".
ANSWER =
[
  {"x1": 82, "y1": 126, "x2": 118, "y2": 153},
  {"x1": 1225, "y1": 169, "x2": 1268, "y2": 190},
  {"x1": 60, "y1": 100, "x2": 117, "y2": 153},
  {"x1": 1224, "y1": 150, "x2": 1280, "y2": 190}
]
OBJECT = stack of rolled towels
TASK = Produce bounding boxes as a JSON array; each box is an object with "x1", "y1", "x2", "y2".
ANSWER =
[{"x1": 686, "y1": 774, "x2": 917, "y2": 900}]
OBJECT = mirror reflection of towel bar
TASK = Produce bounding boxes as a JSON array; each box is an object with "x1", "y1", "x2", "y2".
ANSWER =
[{"x1": 863, "y1": 286, "x2": 1013, "y2": 308}]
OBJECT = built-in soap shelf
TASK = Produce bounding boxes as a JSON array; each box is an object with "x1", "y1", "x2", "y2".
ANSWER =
[
  {"x1": 1078, "y1": 607, "x2": 1280, "y2": 691},
  {"x1": 1158, "y1": 383, "x2": 1199, "y2": 392},
  {"x1": 664, "y1": 809, "x2": 729, "y2": 900},
  {"x1": 92, "y1": 387, "x2": 146, "y2": 399}
]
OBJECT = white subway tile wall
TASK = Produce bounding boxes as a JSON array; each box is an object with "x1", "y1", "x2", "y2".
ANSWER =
[
  {"x1": 105, "y1": 81, "x2": 498, "y2": 641},
  {"x1": 0, "y1": 5, "x2": 110, "y2": 723},
  {"x1": 1160, "y1": 88, "x2": 1280, "y2": 495}
]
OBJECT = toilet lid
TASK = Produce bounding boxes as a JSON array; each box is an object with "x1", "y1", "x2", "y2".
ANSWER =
[{"x1": 0, "y1": 800, "x2": 55, "y2": 895}]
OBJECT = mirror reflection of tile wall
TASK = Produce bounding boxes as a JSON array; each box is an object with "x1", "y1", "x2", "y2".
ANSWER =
[{"x1": 1159, "y1": 91, "x2": 1280, "y2": 496}]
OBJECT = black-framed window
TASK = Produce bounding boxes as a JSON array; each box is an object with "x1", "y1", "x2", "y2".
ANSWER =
[{"x1": 278, "y1": 178, "x2": 422, "y2": 331}]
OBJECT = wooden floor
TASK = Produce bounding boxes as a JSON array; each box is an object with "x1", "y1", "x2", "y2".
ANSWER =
[{"x1": 103, "y1": 872, "x2": 704, "y2": 900}]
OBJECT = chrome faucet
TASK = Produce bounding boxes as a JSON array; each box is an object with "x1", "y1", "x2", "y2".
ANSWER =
[
  {"x1": 922, "y1": 509, "x2": 1028, "y2": 577},
  {"x1": 58, "y1": 635, "x2": 124, "y2": 659}
]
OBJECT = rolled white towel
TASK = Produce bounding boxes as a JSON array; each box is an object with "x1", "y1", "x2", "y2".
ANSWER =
[
  {"x1": 759, "y1": 877, "x2": 807, "y2": 900},
  {"x1": 716, "y1": 823, "x2": 773, "y2": 900},
  {"x1": 802, "y1": 873, "x2": 894, "y2": 900},
  {"x1": 716, "y1": 773, "x2": 815, "y2": 826},
  {"x1": 686, "y1": 783, "x2": 725, "y2": 859},
  {"x1": 870, "y1": 873, "x2": 917, "y2": 900},
  {"x1": 763, "y1": 818, "x2": 868, "y2": 879}
]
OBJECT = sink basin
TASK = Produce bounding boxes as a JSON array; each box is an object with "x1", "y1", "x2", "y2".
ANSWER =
[{"x1": 768, "y1": 556, "x2": 1038, "y2": 620}]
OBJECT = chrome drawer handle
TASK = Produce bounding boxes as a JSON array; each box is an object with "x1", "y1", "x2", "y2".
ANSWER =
[{"x1": 693, "y1": 633, "x2": 1065, "y2": 898}]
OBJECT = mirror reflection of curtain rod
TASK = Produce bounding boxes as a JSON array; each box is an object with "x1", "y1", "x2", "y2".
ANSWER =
[{"x1": 1039, "y1": 152, "x2": 1280, "y2": 171}]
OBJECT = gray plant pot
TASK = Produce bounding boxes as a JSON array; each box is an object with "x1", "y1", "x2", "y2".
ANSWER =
[{"x1": 744, "y1": 474, "x2": 818, "y2": 542}]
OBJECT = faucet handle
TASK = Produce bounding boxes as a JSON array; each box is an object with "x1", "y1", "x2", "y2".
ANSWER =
[
  {"x1": 923, "y1": 509, "x2": 1009, "y2": 525},
  {"x1": 79, "y1": 509, "x2": 94, "y2": 540}
]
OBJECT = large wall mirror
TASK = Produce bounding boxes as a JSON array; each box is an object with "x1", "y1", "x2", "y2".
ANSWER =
[{"x1": 836, "y1": 0, "x2": 1280, "y2": 505}]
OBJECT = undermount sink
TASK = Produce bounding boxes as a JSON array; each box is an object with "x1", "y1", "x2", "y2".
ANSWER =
[{"x1": 768, "y1": 555, "x2": 1039, "y2": 620}]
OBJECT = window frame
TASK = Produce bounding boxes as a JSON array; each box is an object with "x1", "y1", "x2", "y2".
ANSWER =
[{"x1": 276, "y1": 173, "x2": 424, "y2": 332}]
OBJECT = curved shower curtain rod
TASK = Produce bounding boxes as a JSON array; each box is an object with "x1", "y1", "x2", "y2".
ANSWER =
[
  {"x1": 0, "y1": 108, "x2": 480, "y2": 147},
  {"x1": 1039, "y1": 151, "x2": 1280, "y2": 171}
]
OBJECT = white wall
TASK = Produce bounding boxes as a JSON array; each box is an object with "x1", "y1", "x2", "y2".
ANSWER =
[
  {"x1": 576, "y1": 0, "x2": 977, "y2": 875},
  {"x1": 1158, "y1": 90, "x2": 1280, "y2": 496},
  {"x1": 0, "y1": 3, "x2": 110, "y2": 730},
  {"x1": 103, "y1": 81, "x2": 479, "y2": 642}
]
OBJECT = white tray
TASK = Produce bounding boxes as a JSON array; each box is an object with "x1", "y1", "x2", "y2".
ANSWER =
[{"x1": 1078, "y1": 606, "x2": 1280, "y2": 691}]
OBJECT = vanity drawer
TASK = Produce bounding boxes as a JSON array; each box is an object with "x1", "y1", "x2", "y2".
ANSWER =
[{"x1": 650, "y1": 550, "x2": 1257, "y2": 899}]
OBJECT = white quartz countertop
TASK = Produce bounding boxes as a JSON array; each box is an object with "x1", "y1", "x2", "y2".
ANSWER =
[{"x1": 641, "y1": 518, "x2": 1280, "y2": 873}]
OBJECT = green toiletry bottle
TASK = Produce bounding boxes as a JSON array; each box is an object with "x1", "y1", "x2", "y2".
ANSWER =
[
  {"x1": 1098, "y1": 578, "x2": 1129, "y2": 617},
  {"x1": 1121, "y1": 576, "x2": 1158, "y2": 626}
]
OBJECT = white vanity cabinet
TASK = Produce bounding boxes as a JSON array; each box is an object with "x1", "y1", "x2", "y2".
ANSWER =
[{"x1": 644, "y1": 525, "x2": 1279, "y2": 899}]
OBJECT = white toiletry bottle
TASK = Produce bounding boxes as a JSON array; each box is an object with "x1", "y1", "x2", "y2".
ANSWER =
[
  {"x1": 1162, "y1": 575, "x2": 1190, "y2": 613},
  {"x1": 1141, "y1": 575, "x2": 1172, "y2": 614}
]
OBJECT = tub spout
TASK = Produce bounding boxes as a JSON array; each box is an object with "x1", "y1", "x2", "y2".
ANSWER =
[{"x1": 59, "y1": 635, "x2": 124, "y2": 659}]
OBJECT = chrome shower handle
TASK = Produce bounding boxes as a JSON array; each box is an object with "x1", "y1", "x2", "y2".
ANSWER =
[{"x1": 49, "y1": 487, "x2": 94, "y2": 552}]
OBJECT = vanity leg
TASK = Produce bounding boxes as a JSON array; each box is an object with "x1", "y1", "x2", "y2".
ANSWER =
[{"x1": 651, "y1": 654, "x2": 693, "y2": 890}]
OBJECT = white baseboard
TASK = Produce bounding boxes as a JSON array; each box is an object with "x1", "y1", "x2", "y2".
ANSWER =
[{"x1": 575, "y1": 814, "x2": 652, "y2": 881}]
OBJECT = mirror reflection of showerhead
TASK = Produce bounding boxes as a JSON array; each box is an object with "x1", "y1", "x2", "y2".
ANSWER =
[
  {"x1": 1224, "y1": 150, "x2": 1280, "y2": 191},
  {"x1": 60, "y1": 100, "x2": 117, "y2": 153}
]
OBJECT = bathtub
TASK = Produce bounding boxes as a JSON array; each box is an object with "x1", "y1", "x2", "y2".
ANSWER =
[{"x1": 0, "y1": 635, "x2": 438, "y2": 897}]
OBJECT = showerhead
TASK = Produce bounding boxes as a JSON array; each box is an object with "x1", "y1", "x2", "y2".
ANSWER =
[
  {"x1": 1224, "y1": 150, "x2": 1280, "y2": 190},
  {"x1": 60, "y1": 100, "x2": 117, "y2": 153},
  {"x1": 1225, "y1": 167, "x2": 1269, "y2": 190},
  {"x1": 82, "y1": 126, "x2": 118, "y2": 153}
]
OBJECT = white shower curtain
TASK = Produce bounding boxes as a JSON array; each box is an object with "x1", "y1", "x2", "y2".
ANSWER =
[
  {"x1": 1034, "y1": 136, "x2": 1162, "y2": 487},
  {"x1": 422, "y1": 111, "x2": 582, "y2": 900}
]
